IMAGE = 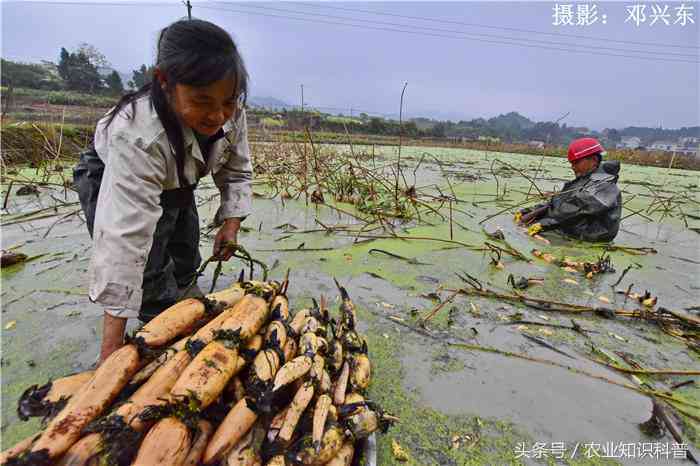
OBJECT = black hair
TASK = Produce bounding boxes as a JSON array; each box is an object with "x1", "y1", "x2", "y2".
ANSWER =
[{"x1": 104, "y1": 18, "x2": 249, "y2": 180}]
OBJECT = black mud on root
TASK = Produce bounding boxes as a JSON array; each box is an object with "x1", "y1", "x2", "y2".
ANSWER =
[
  {"x1": 124, "y1": 334, "x2": 166, "y2": 361},
  {"x1": 245, "y1": 329, "x2": 284, "y2": 413},
  {"x1": 284, "y1": 423, "x2": 344, "y2": 465},
  {"x1": 270, "y1": 301, "x2": 288, "y2": 322},
  {"x1": 244, "y1": 377, "x2": 278, "y2": 414},
  {"x1": 200, "y1": 397, "x2": 234, "y2": 426},
  {"x1": 260, "y1": 409, "x2": 313, "y2": 462},
  {"x1": 260, "y1": 380, "x2": 298, "y2": 416},
  {"x1": 186, "y1": 337, "x2": 207, "y2": 357},
  {"x1": 198, "y1": 295, "x2": 225, "y2": 316},
  {"x1": 4, "y1": 449, "x2": 52, "y2": 466},
  {"x1": 240, "y1": 346, "x2": 259, "y2": 363},
  {"x1": 138, "y1": 395, "x2": 202, "y2": 434},
  {"x1": 212, "y1": 328, "x2": 243, "y2": 350},
  {"x1": 82, "y1": 415, "x2": 142, "y2": 466},
  {"x1": 16, "y1": 381, "x2": 67, "y2": 422}
]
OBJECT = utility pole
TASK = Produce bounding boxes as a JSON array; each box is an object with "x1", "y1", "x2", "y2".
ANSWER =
[
  {"x1": 184, "y1": 0, "x2": 192, "y2": 19},
  {"x1": 300, "y1": 84, "x2": 304, "y2": 127},
  {"x1": 300, "y1": 84, "x2": 304, "y2": 114}
]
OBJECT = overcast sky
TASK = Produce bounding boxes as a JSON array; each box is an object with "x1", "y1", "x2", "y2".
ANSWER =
[{"x1": 2, "y1": 1, "x2": 698, "y2": 129}]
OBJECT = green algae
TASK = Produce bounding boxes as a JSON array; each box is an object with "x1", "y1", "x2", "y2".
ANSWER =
[
  {"x1": 430, "y1": 346, "x2": 467, "y2": 375},
  {"x1": 2, "y1": 142, "x2": 698, "y2": 460},
  {"x1": 1, "y1": 339, "x2": 85, "y2": 448},
  {"x1": 365, "y1": 330, "x2": 533, "y2": 465}
]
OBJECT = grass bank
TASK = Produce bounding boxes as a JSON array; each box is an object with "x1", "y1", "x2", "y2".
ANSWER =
[{"x1": 1, "y1": 119, "x2": 698, "y2": 171}]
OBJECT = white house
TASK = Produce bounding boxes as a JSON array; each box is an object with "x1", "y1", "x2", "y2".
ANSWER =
[
  {"x1": 649, "y1": 141, "x2": 678, "y2": 152},
  {"x1": 618, "y1": 136, "x2": 641, "y2": 149},
  {"x1": 648, "y1": 140, "x2": 699, "y2": 157}
]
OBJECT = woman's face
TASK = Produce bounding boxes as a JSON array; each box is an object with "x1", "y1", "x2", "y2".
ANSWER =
[{"x1": 170, "y1": 76, "x2": 238, "y2": 137}]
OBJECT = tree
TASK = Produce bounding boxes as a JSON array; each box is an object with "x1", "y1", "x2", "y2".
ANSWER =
[
  {"x1": 57, "y1": 47, "x2": 71, "y2": 82},
  {"x1": 0, "y1": 59, "x2": 60, "y2": 89},
  {"x1": 77, "y1": 43, "x2": 110, "y2": 68},
  {"x1": 128, "y1": 64, "x2": 155, "y2": 89},
  {"x1": 368, "y1": 117, "x2": 387, "y2": 134},
  {"x1": 105, "y1": 70, "x2": 124, "y2": 95},
  {"x1": 57, "y1": 47, "x2": 102, "y2": 92},
  {"x1": 73, "y1": 51, "x2": 102, "y2": 92},
  {"x1": 606, "y1": 128, "x2": 621, "y2": 143},
  {"x1": 431, "y1": 122, "x2": 447, "y2": 138},
  {"x1": 403, "y1": 121, "x2": 420, "y2": 137}
]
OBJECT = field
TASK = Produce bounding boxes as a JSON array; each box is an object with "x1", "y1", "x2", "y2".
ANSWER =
[
  {"x1": 1, "y1": 141, "x2": 699, "y2": 464},
  {"x1": 3, "y1": 86, "x2": 698, "y2": 171}
]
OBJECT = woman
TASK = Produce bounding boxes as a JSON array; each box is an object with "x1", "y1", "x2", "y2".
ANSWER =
[{"x1": 74, "y1": 19, "x2": 252, "y2": 362}]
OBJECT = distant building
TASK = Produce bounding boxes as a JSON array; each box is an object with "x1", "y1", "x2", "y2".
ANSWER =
[
  {"x1": 678, "y1": 142, "x2": 700, "y2": 157},
  {"x1": 477, "y1": 135, "x2": 500, "y2": 144},
  {"x1": 649, "y1": 141, "x2": 678, "y2": 152},
  {"x1": 617, "y1": 136, "x2": 641, "y2": 149},
  {"x1": 679, "y1": 136, "x2": 700, "y2": 145},
  {"x1": 649, "y1": 140, "x2": 699, "y2": 157},
  {"x1": 528, "y1": 140, "x2": 545, "y2": 149},
  {"x1": 675, "y1": 147, "x2": 700, "y2": 157}
]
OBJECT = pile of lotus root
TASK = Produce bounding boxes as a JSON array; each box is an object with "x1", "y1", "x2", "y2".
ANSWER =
[{"x1": 3, "y1": 275, "x2": 395, "y2": 466}]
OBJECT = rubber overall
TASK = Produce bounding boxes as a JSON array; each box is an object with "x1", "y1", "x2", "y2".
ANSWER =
[{"x1": 74, "y1": 147, "x2": 202, "y2": 321}]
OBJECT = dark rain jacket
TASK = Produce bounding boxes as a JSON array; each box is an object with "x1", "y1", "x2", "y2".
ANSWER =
[{"x1": 536, "y1": 161, "x2": 622, "y2": 242}]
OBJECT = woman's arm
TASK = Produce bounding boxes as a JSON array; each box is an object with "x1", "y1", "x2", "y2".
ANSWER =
[
  {"x1": 212, "y1": 109, "x2": 253, "y2": 259},
  {"x1": 89, "y1": 131, "x2": 167, "y2": 362}
]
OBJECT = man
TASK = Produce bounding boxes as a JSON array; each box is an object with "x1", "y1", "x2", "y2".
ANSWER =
[{"x1": 515, "y1": 137, "x2": 622, "y2": 242}]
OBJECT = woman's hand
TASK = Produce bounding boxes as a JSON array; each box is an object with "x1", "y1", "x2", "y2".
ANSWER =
[
  {"x1": 100, "y1": 312, "x2": 127, "y2": 364},
  {"x1": 213, "y1": 218, "x2": 241, "y2": 260}
]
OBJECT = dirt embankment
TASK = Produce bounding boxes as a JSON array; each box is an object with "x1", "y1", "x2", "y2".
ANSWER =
[
  {"x1": 2, "y1": 119, "x2": 698, "y2": 171},
  {"x1": 1, "y1": 122, "x2": 93, "y2": 166}
]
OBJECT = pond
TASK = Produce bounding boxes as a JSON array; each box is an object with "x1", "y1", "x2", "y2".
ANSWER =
[{"x1": 1, "y1": 144, "x2": 698, "y2": 464}]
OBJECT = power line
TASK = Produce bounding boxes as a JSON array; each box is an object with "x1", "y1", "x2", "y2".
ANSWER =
[
  {"x1": 198, "y1": 4, "x2": 698, "y2": 64},
  {"x1": 216, "y1": 2, "x2": 697, "y2": 59},
  {"x1": 13, "y1": 0, "x2": 698, "y2": 63},
  {"x1": 10, "y1": 1, "x2": 176, "y2": 6},
  {"x1": 295, "y1": 1, "x2": 699, "y2": 50}
]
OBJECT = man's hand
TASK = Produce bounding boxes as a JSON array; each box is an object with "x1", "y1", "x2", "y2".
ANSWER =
[
  {"x1": 521, "y1": 212, "x2": 537, "y2": 225},
  {"x1": 213, "y1": 218, "x2": 241, "y2": 260},
  {"x1": 528, "y1": 223, "x2": 543, "y2": 237},
  {"x1": 521, "y1": 205, "x2": 548, "y2": 225}
]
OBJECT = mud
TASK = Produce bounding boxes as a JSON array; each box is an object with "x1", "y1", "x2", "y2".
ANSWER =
[{"x1": 1, "y1": 145, "x2": 698, "y2": 464}]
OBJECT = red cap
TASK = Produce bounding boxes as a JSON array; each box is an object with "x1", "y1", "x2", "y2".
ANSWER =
[{"x1": 568, "y1": 137, "x2": 604, "y2": 162}]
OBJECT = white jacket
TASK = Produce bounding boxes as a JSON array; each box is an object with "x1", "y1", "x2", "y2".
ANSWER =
[{"x1": 88, "y1": 95, "x2": 252, "y2": 316}]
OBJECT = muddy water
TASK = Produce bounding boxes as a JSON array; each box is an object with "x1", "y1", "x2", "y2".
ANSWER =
[
  {"x1": 402, "y1": 344, "x2": 651, "y2": 450},
  {"x1": 1, "y1": 147, "x2": 698, "y2": 464}
]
